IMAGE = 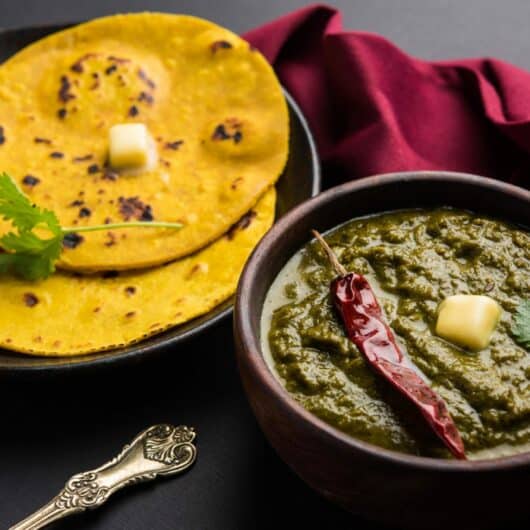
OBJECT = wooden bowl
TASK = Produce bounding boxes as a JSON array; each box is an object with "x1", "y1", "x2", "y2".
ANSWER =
[{"x1": 234, "y1": 171, "x2": 530, "y2": 530}]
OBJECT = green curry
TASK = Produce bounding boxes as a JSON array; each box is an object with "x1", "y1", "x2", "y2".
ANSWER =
[{"x1": 262, "y1": 209, "x2": 530, "y2": 459}]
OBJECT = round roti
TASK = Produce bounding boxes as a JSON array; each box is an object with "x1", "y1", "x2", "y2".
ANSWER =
[
  {"x1": 0, "y1": 13, "x2": 288, "y2": 271},
  {"x1": 0, "y1": 188, "x2": 275, "y2": 356}
]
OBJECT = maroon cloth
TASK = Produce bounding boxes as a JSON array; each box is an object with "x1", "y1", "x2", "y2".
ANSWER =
[{"x1": 244, "y1": 4, "x2": 530, "y2": 188}]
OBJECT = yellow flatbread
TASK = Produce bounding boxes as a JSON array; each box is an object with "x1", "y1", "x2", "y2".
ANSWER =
[
  {"x1": 0, "y1": 13, "x2": 288, "y2": 271},
  {"x1": 0, "y1": 188, "x2": 275, "y2": 356}
]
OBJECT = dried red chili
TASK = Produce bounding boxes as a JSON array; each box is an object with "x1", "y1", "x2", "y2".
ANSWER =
[{"x1": 312, "y1": 230, "x2": 466, "y2": 460}]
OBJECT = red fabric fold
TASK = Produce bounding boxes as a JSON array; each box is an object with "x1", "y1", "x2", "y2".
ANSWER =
[{"x1": 244, "y1": 4, "x2": 530, "y2": 188}]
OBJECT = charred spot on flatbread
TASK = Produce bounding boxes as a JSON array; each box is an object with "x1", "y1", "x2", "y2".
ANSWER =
[
  {"x1": 210, "y1": 40, "x2": 233, "y2": 53},
  {"x1": 23, "y1": 293, "x2": 39, "y2": 307},
  {"x1": 63, "y1": 232, "x2": 84, "y2": 249},
  {"x1": 58, "y1": 75, "x2": 75, "y2": 103},
  {"x1": 211, "y1": 118, "x2": 244, "y2": 146},
  {"x1": 118, "y1": 196, "x2": 153, "y2": 221},
  {"x1": 22, "y1": 175, "x2": 40, "y2": 187},
  {"x1": 164, "y1": 140, "x2": 183, "y2": 150},
  {"x1": 226, "y1": 210, "x2": 256, "y2": 240}
]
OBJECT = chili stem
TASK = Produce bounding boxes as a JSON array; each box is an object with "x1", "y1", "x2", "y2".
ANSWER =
[
  {"x1": 62, "y1": 221, "x2": 183, "y2": 234},
  {"x1": 311, "y1": 229, "x2": 347, "y2": 277}
]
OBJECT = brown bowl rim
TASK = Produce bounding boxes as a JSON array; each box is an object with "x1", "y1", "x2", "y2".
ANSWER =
[{"x1": 235, "y1": 170, "x2": 530, "y2": 472}]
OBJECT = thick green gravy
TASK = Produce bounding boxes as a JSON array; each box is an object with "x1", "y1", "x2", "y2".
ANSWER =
[{"x1": 261, "y1": 209, "x2": 530, "y2": 459}]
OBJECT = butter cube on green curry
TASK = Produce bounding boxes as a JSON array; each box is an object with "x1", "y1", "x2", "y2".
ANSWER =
[{"x1": 436, "y1": 295, "x2": 501, "y2": 351}]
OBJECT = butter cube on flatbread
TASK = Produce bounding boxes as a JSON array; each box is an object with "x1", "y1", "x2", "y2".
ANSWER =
[{"x1": 109, "y1": 123, "x2": 154, "y2": 169}]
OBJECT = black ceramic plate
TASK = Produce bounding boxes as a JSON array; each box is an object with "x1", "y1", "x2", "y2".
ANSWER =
[{"x1": 0, "y1": 24, "x2": 320, "y2": 372}]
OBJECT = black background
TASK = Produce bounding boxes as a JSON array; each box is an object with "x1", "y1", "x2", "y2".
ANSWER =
[{"x1": 2, "y1": 1, "x2": 530, "y2": 529}]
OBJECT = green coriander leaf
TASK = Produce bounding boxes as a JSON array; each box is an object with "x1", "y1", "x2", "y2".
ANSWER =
[
  {"x1": 0, "y1": 250, "x2": 59, "y2": 281},
  {"x1": 0, "y1": 230, "x2": 62, "y2": 279},
  {"x1": 513, "y1": 300, "x2": 530, "y2": 350},
  {"x1": 2, "y1": 230, "x2": 55, "y2": 253},
  {"x1": 0, "y1": 173, "x2": 61, "y2": 236},
  {"x1": 0, "y1": 173, "x2": 63, "y2": 280}
]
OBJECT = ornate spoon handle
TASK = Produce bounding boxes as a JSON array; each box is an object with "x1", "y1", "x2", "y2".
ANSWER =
[{"x1": 10, "y1": 424, "x2": 197, "y2": 530}]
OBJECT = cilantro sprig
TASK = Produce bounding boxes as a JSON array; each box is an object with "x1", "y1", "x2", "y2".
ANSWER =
[
  {"x1": 0, "y1": 173, "x2": 182, "y2": 280},
  {"x1": 513, "y1": 300, "x2": 530, "y2": 350}
]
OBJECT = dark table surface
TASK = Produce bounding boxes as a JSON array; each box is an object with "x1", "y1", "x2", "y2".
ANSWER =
[{"x1": 2, "y1": 1, "x2": 530, "y2": 529}]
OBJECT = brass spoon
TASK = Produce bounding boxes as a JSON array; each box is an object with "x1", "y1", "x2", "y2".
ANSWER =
[{"x1": 10, "y1": 424, "x2": 197, "y2": 530}]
